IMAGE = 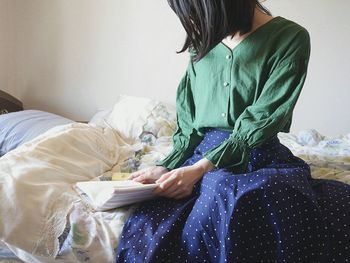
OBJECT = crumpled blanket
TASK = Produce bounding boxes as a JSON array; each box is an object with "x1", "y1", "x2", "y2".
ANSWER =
[{"x1": 0, "y1": 123, "x2": 134, "y2": 258}]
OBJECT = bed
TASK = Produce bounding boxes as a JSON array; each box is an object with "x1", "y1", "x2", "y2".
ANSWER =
[
  {"x1": 0, "y1": 94, "x2": 349, "y2": 263},
  {"x1": 0, "y1": 110, "x2": 74, "y2": 157}
]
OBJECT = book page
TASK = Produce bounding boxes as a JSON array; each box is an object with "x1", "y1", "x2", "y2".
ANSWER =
[{"x1": 75, "y1": 180, "x2": 158, "y2": 211}]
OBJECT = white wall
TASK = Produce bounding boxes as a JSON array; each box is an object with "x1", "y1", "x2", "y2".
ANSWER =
[
  {"x1": 9, "y1": 0, "x2": 187, "y2": 120},
  {"x1": 4, "y1": 0, "x2": 350, "y2": 135},
  {"x1": 265, "y1": 0, "x2": 350, "y2": 136},
  {"x1": 0, "y1": 0, "x2": 15, "y2": 97}
]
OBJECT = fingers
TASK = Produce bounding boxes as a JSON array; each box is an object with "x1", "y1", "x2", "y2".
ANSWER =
[
  {"x1": 133, "y1": 174, "x2": 147, "y2": 183},
  {"x1": 127, "y1": 170, "x2": 149, "y2": 184},
  {"x1": 156, "y1": 181, "x2": 179, "y2": 197},
  {"x1": 155, "y1": 172, "x2": 172, "y2": 184},
  {"x1": 160, "y1": 174, "x2": 178, "y2": 191},
  {"x1": 127, "y1": 171, "x2": 142, "y2": 180},
  {"x1": 153, "y1": 170, "x2": 193, "y2": 199},
  {"x1": 153, "y1": 171, "x2": 174, "y2": 194},
  {"x1": 128, "y1": 166, "x2": 165, "y2": 184},
  {"x1": 156, "y1": 169, "x2": 183, "y2": 189}
]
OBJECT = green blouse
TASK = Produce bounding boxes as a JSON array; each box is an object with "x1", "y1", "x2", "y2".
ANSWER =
[{"x1": 155, "y1": 16, "x2": 311, "y2": 173}]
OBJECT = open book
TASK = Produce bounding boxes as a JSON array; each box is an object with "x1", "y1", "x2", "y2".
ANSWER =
[{"x1": 74, "y1": 179, "x2": 158, "y2": 211}]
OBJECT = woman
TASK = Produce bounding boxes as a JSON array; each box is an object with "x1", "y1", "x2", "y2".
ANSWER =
[{"x1": 116, "y1": 0, "x2": 350, "y2": 262}]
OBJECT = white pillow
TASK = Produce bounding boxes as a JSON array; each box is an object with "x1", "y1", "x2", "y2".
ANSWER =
[
  {"x1": 89, "y1": 108, "x2": 112, "y2": 126},
  {"x1": 106, "y1": 94, "x2": 162, "y2": 144}
]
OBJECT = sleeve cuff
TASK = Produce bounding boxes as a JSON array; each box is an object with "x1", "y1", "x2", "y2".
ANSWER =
[
  {"x1": 203, "y1": 138, "x2": 252, "y2": 174},
  {"x1": 155, "y1": 147, "x2": 189, "y2": 171}
]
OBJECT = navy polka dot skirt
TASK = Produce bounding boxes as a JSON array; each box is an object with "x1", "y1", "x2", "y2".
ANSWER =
[{"x1": 116, "y1": 128, "x2": 350, "y2": 263}]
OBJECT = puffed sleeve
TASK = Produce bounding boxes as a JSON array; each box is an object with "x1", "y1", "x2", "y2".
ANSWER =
[
  {"x1": 203, "y1": 31, "x2": 311, "y2": 174},
  {"x1": 155, "y1": 59, "x2": 203, "y2": 171}
]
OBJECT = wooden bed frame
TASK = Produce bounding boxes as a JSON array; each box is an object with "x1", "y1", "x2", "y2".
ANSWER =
[{"x1": 0, "y1": 90, "x2": 23, "y2": 114}]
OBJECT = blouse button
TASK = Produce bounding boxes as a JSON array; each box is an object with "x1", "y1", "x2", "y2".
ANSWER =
[
  {"x1": 223, "y1": 82, "x2": 229, "y2": 87},
  {"x1": 221, "y1": 112, "x2": 226, "y2": 118},
  {"x1": 226, "y1": 55, "x2": 232, "y2": 60}
]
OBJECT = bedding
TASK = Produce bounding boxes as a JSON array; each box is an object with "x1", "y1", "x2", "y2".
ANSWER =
[
  {"x1": 0, "y1": 95, "x2": 349, "y2": 263},
  {"x1": 0, "y1": 122, "x2": 136, "y2": 262},
  {"x1": 0, "y1": 110, "x2": 74, "y2": 157}
]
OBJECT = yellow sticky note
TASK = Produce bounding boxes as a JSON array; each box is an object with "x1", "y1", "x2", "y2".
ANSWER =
[{"x1": 112, "y1": 172, "x2": 131, "y2": 181}]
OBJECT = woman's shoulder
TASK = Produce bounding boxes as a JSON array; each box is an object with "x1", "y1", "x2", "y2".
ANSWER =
[
  {"x1": 274, "y1": 16, "x2": 308, "y2": 30},
  {"x1": 272, "y1": 17, "x2": 310, "y2": 49},
  {"x1": 265, "y1": 16, "x2": 311, "y2": 65}
]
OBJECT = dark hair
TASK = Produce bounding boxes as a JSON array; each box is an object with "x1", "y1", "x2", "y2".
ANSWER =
[{"x1": 167, "y1": 0, "x2": 271, "y2": 62}]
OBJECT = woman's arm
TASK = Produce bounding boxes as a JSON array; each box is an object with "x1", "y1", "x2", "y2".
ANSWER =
[
  {"x1": 154, "y1": 160, "x2": 213, "y2": 199},
  {"x1": 155, "y1": 28, "x2": 311, "y2": 199},
  {"x1": 131, "y1": 56, "x2": 204, "y2": 187},
  {"x1": 193, "y1": 157, "x2": 216, "y2": 173},
  {"x1": 203, "y1": 30, "x2": 311, "y2": 173},
  {"x1": 155, "y1": 57, "x2": 204, "y2": 171}
]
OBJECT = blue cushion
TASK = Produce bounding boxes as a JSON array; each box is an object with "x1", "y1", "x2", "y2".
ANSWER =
[{"x1": 0, "y1": 110, "x2": 74, "y2": 156}]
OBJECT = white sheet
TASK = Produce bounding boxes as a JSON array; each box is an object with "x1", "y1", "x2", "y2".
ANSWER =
[{"x1": 0, "y1": 123, "x2": 134, "y2": 260}]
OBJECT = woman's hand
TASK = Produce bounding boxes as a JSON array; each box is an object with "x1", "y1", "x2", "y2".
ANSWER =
[
  {"x1": 128, "y1": 166, "x2": 169, "y2": 184},
  {"x1": 154, "y1": 158, "x2": 215, "y2": 200}
]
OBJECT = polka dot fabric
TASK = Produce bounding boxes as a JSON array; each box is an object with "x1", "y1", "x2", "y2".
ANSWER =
[{"x1": 116, "y1": 128, "x2": 350, "y2": 263}]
